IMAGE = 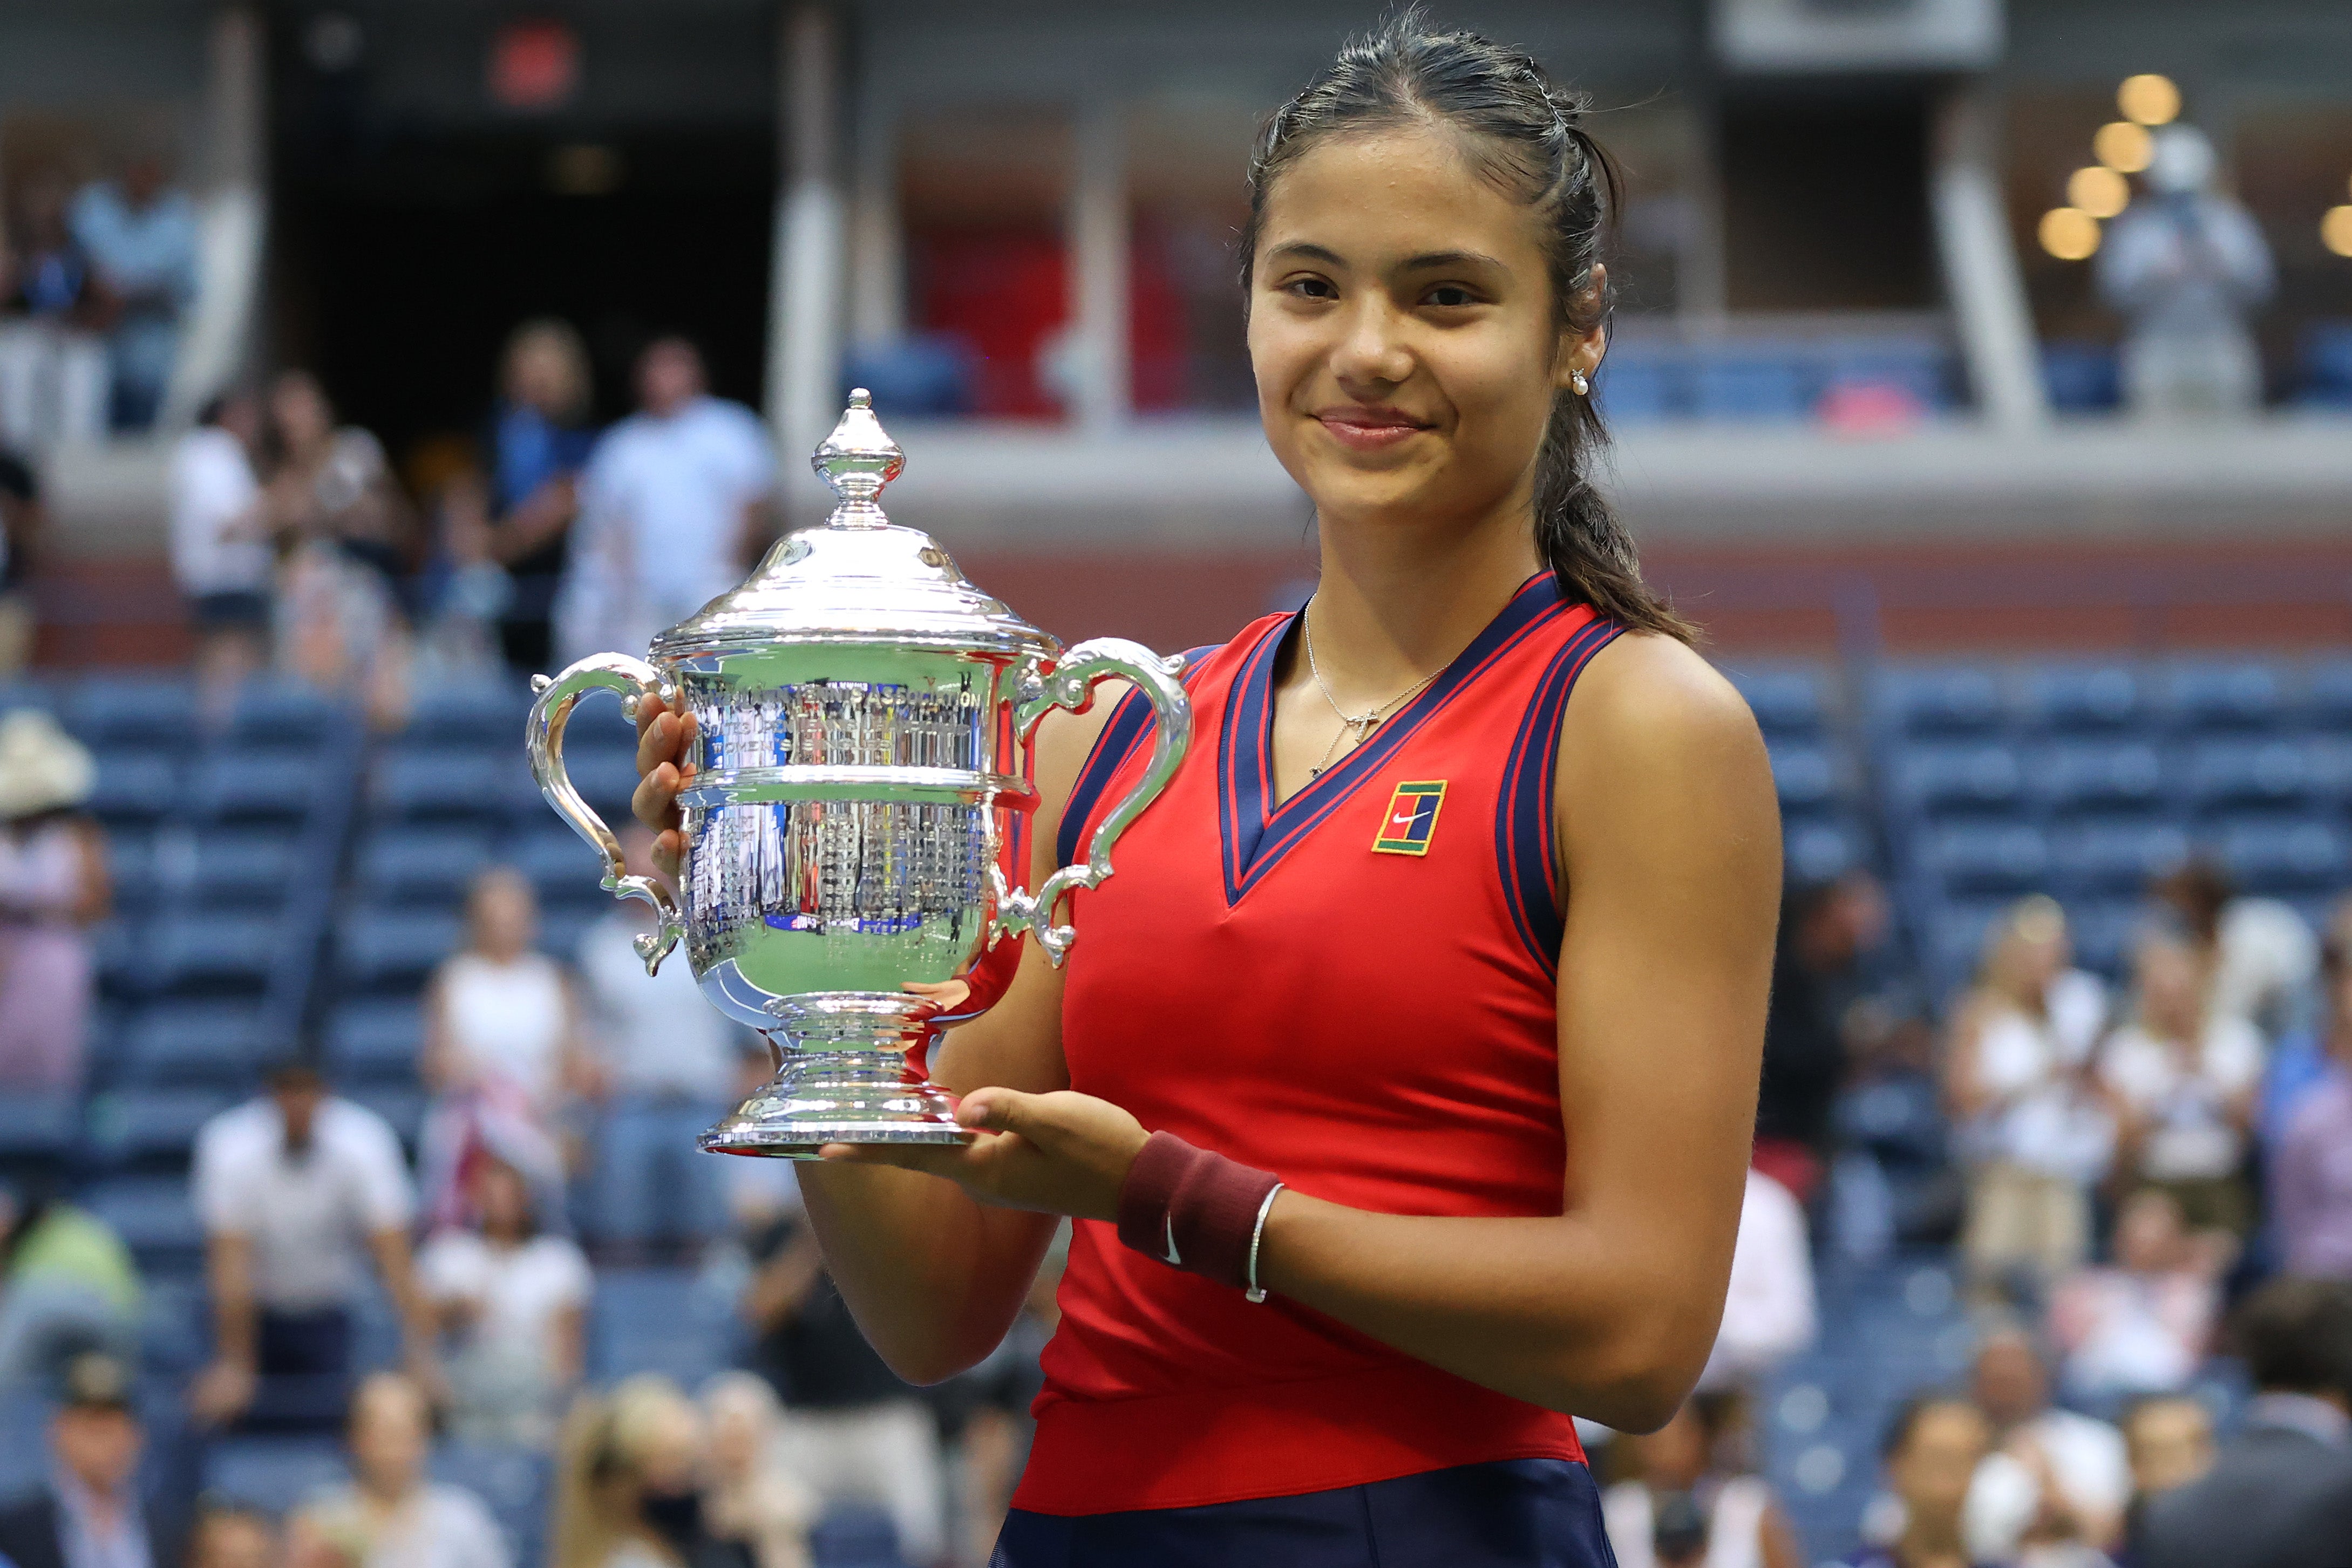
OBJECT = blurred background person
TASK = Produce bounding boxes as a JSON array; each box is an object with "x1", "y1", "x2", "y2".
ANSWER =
[
  {"x1": 0, "y1": 168, "x2": 109, "y2": 450},
  {"x1": 2113, "y1": 1395, "x2": 2213, "y2": 1567},
  {"x1": 1946, "y1": 899, "x2": 2113, "y2": 1305},
  {"x1": 67, "y1": 151, "x2": 196, "y2": 432},
  {"x1": 464, "y1": 318, "x2": 598, "y2": 677},
  {"x1": 288, "y1": 1371, "x2": 509, "y2": 1568},
  {"x1": 2098, "y1": 930, "x2": 2263, "y2": 1240},
  {"x1": 0, "y1": 1352, "x2": 188, "y2": 1568},
  {"x1": 2151, "y1": 860, "x2": 2315, "y2": 1042},
  {"x1": 581, "y1": 824, "x2": 736, "y2": 1254},
  {"x1": 2096, "y1": 124, "x2": 2274, "y2": 421},
  {"x1": 0, "y1": 707, "x2": 107, "y2": 1094},
  {"x1": 1964, "y1": 1325, "x2": 2129, "y2": 1562},
  {"x1": 418, "y1": 866, "x2": 593, "y2": 1224},
  {"x1": 0, "y1": 1182, "x2": 141, "y2": 1393},
  {"x1": 930, "y1": 1232, "x2": 1066, "y2": 1566},
  {"x1": 552, "y1": 1374, "x2": 747, "y2": 1568},
  {"x1": 0, "y1": 442, "x2": 42, "y2": 673},
  {"x1": 170, "y1": 388, "x2": 271, "y2": 717},
  {"x1": 2136, "y1": 1278, "x2": 2352, "y2": 1568},
  {"x1": 555, "y1": 337, "x2": 774, "y2": 665},
  {"x1": 1838, "y1": 1398, "x2": 1995, "y2": 1568},
  {"x1": 187, "y1": 1502, "x2": 281, "y2": 1568},
  {"x1": 1698, "y1": 1165, "x2": 1817, "y2": 1395},
  {"x1": 415, "y1": 1149, "x2": 590, "y2": 1449},
  {"x1": 2047, "y1": 1189, "x2": 2224, "y2": 1407},
  {"x1": 189, "y1": 1058, "x2": 434, "y2": 1430},
  {"x1": 1758, "y1": 872, "x2": 1894, "y2": 1204},
  {"x1": 697, "y1": 1373, "x2": 813, "y2": 1568},
  {"x1": 1602, "y1": 1395, "x2": 1804, "y2": 1568},
  {"x1": 2274, "y1": 932, "x2": 2352, "y2": 1281}
]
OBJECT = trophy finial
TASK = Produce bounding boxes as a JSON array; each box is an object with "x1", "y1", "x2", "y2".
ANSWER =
[{"x1": 812, "y1": 388, "x2": 905, "y2": 526}]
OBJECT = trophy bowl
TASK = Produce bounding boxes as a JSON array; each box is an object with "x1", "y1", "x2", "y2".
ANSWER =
[{"x1": 526, "y1": 392, "x2": 1190, "y2": 1156}]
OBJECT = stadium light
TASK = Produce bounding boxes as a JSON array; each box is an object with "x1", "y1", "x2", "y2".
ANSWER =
[
  {"x1": 2039, "y1": 207, "x2": 2102, "y2": 261},
  {"x1": 2117, "y1": 74, "x2": 2180, "y2": 127},
  {"x1": 2094, "y1": 121, "x2": 2154, "y2": 175},
  {"x1": 2323, "y1": 206, "x2": 2352, "y2": 260},
  {"x1": 2068, "y1": 166, "x2": 2131, "y2": 220}
]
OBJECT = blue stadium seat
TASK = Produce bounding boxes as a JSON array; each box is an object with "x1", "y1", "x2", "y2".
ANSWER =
[
  {"x1": 1921, "y1": 822, "x2": 2049, "y2": 896},
  {"x1": 1926, "y1": 901, "x2": 2010, "y2": 996},
  {"x1": 2309, "y1": 659, "x2": 2352, "y2": 729},
  {"x1": 1822, "y1": 341, "x2": 1954, "y2": 410},
  {"x1": 65, "y1": 675, "x2": 197, "y2": 748},
  {"x1": 79, "y1": 1175, "x2": 207, "y2": 1272},
  {"x1": 1770, "y1": 743, "x2": 1841, "y2": 816},
  {"x1": 93, "y1": 919, "x2": 146, "y2": 1000},
  {"x1": 0, "y1": 1093, "x2": 80, "y2": 1168},
  {"x1": 1692, "y1": 352, "x2": 1813, "y2": 421},
  {"x1": 372, "y1": 746, "x2": 523, "y2": 825},
  {"x1": 513, "y1": 827, "x2": 609, "y2": 904},
  {"x1": 337, "y1": 907, "x2": 463, "y2": 996},
  {"x1": 1891, "y1": 742, "x2": 2025, "y2": 817},
  {"x1": 180, "y1": 829, "x2": 305, "y2": 910},
  {"x1": 2066, "y1": 899, "x2": 2147, "y2": 977},
  {"x1": 86, "y1": 751, "x2": 180, "y2": 826},
  {"x1": 0, "y1": 1393, "x2": 51, "y2": 1504},
  {"x1": 1787, "y1": 820, "x2": 1864, "y2": 884},
  {"x1": 344, "y1": 1086, "x2": 427, "y2": 1151},
  {"x1": 191, "y1": 751, "x2": 324, "y2": 826},
  {"x1": 810, "y1": 1502, "x2": 905, "y2": 1568},
  {"x1": 2031, "y1": 741, "x2": 2169, "y2": 816},
  {"x1": 2217, "y1": 816, "x2": 2352, "y2": 895},
  {"x1": 106, "y1": 828, "x2": 159, "y2": 913},
  {"x1": 2183, "y1": 738, "x2": 2325, "y2": 815},
  {"x1": 540, "y1": 904, "x2": 598, "y2": 962},
  {"x1": 87, "y1": 1088, "x2": 234, "y2": 1171},
  {"x1": 226, "y1": 681, "x2": 345, "y2": 746},
  {"x1": 356, "y1": 827, "x2": 495, "y2": 908},
  {"x1": 0, "y1": 680, "x2": 54, "y2": 716},
  {"x1": 2048, "y1": 819, "x2": 2190, "y2": 896},
  {"x1": 139, "y1": 1276, "x2": 210, "y2": 1374},
  {"x1": 590, "y1": 1269, "x2": 735, "y2": 1386},
  {"x1": 430, "y1": 1445, "x2": 551, "y2": 1568},
  {"x1": 123, "y1": 1002, "x2": 274, "y2": 1087},
  {"x1": 202, "y1": 1435, "x2": 350, "y2": 1514},
  {"x1": 420, "y1": 679, "x2": 535, "y2": 746},
  {"x1": 2164, "y1": 660, "x2": 2286, "y2": 733},
  {"x1": 2022, "y1": 664, "x2": 2146, "y2": 735},
  {"x1": 2297, "y1": 323, "x2": 2352, "y2": 408},
  {"x1": 2041, "y1": 341, "x2": 2121, "y2": 411},
  {"x1": 552, "y1": 746, "x2": 640, "y2": 821},
  {"x1": 325, "y1": 999, "x2": 423, "y2": 1087},
  {"x1": 148, "y1": 910, "x2": 284, "y2": 998},
  {"x1": 1592, "y1": 356, "x2": 1686, "y2": 422},
  {"x1": 1729, "y1": 667, "x2": 1828, "y2": 738},
  {"x1": 1876, "y1": 666, "x2": 2004, "y2": 739}
]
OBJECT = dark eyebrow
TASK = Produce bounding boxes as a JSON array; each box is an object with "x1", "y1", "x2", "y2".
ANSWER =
[
  {"x1": 1399, "y1": 249, "x2": 1510, "y2": 275},
  {"x1": 1265, "y1": 241, "x2": 1345, "y2": 267}
]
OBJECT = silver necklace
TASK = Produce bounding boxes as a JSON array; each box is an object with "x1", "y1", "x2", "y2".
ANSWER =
[{"x1": 1301, "y1": 602, "x2": 1439, "y2": 777}]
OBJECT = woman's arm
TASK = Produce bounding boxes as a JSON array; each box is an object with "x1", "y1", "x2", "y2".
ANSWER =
[
  {"x1": 418, "y1": 971, "x2": 459, "y2": 1094},
  {"x1": 630, "y1": 685, "x2": 1117, "y2": 1383}
]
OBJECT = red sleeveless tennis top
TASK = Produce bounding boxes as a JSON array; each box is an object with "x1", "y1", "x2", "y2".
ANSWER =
[{"x1": 1011, "y1": 575, "x2": 1623, "y2": 1516}]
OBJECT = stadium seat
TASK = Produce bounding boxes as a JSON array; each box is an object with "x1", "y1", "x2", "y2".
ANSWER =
[
  {"x1": 372, "y1": 746, "x2": 522, "y2": 825},
  {"x1": 356, "y1": 826, "x2": 496, "y2": 908},
  {"x1": 1592, "y1": 356, "x2": 1685, "y2": 422},
  {"x1": 325, "y1": 999, "x2": 425, "y2": 1086},
  {"x1": 590, "y1": 1269, "x2": 736, "y2": 1386},
  {"x1": 139, "y1": 1276, "x2": 210, "y2": 1374},
  {"x1": 66, "y1": 675, "x2": 197, "y2": 748},
  {"x1": 420, "y1": 678, "x2": 534, "y2": 746},
  {"x1": 0, "y1": 1093, "x2": 80, "y2": 1170},
  {"x1": 2030, "y1": 741, "x2": 2169, "y2": 816},
  {"x1": 0, "y1": 1393, "x2": 50, "y2": 1505},
  {"x1": 2309, "y1": 659, "x2": 2352, "y2": 730},
  {"x1": 2040, "y1": 340, "x2": 2121, "y2": 411},
  {"x1": 1787, "y1": 820, "x2": 1864, "y2": 884},
  {"x1": 2164, "y1": 659, "x2": 2286, "y2": 733},
  {"x1": 79, "y1": 1175, "x2": 207, "y2": 1273},
  {"x1": 2183, "y1": 738, "x2": 2323, "y2": 815},
  {"x1": 191, "y1": 751, "x2": 324, "y2": 826},
  {"x1": 1926, "y1": 901, "x2": 2010, "y2": 996},
  {"x1": 1691, "y1": 352, "x2": 1813, "y2": 421},
  {"x1": 2022, "y1": 664, "x2": 2145, "y2": 735},
  {"x1": 540, "y1": 903, "x2": 598, "y2": 962},
  {"x1": 810, "y1": 1503, "x2": 905, "y2": 1568},
  {"x1": 1729, "y1": 667, "x2": 1828, "y2": 738},
  {"x1": 429, "y1": 1444, "x2": 552, "y2": 1568},
  {"x1": 1920, "y1": 822, "x2": 2049, "y2": 896},
  {"x1": 106, "y1": 828, "x2": 160, "y2": 914},
  {"x1": 226, "y1": 680, "x2": 346, "y2": 745},
  {"x1": 0, "y1": 679, "x2": 53, "y2": 717},
  {"x1": 1891, "y1": 742, "x2": 2025, "y2": 817},
  {"x1": 85, "y1": 751, "x2": 181, "y2": 827},
  {"x1": 2297, "y1": 323, "x2": 2352, "y2": 408},
  {"x1": 93, "y1": 918, "x2": 146, "y2": 1000},
  {"x1": 1821, "y1": 340, "x2": 1954, "y2": 410},
  {"x1": 1769, "y1": 744, "x2": 1841, "y2": 816},
  {"x1": 344, "y1": 1086, "x2": 427, "y2": 1151},
  {"x1": 148, "y1": 910, "x2": 284, "y2": 997},
  {"x1": 86, "y1": 1088, "x2": 234, "y2": 1172},
  {"x1": 2048, "y1": 819, "x2": 2191, "y2": 896},
  {"x1": 2065, "y1": 898, "x2": 2147, "y2": 977},
  {"x1": 2217, "y1": 816, "x2": 2352, "y2": 895},
  {"x1": 180, "y1": 828, "x2": 306, "y2": 910},
  {"x1": 336, "y1": 907, "x2": 463, "y2": 996},
  {"x1": 513, "y1": 827, "x2": 608, "y2": 903},
  {"x1": 1876, "y1": 666, "x2": 2004, "y2": 739},
  {"x1": 202, "y1": 1436, "x2": 351, "y2": 1514},
  {"x1": 552, "y1": 746, "x2": 641, "y2": 822},
  {"x1": 123, "y1": 1002, "x2": 274, "y2": 1087}
]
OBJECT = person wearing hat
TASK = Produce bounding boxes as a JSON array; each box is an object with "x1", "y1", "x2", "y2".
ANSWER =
[
  {"x1": 0, "y1": 708, "x2": 109, "y2": 1094},
  {"x1": 0, "y1": 1351, "x2": 189, "y2": 1568}
]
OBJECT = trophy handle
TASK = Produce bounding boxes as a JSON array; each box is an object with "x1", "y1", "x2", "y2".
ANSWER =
[
  {"x1": 527, "y1": 653, "x2": 686, "y2": 976},
  {"x1": 997, "y1": 638, "x2": 1193, "y2": 964}
]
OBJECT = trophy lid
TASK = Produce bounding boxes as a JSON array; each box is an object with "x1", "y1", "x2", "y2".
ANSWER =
[{"x1": 651, "y1": 391, "x2": 1056, "y2": 661}]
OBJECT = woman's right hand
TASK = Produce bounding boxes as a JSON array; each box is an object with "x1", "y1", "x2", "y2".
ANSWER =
[{"x1": 631, "y1": 690, "x2": 699, "y2": 883}]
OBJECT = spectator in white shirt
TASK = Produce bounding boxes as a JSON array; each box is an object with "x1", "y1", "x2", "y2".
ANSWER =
[
  {"x1": 170, "y1": 391, "x2": 272, "y2": 717},
  {"x1": 188, "y1": 1060, "x2": 436, "y2": 1430},
  {"x1": 2099, "y1": 930, "x2": 2264, "y2": 1238},
  {"x1": 289, "y1": 1372, "x2": 509, "y2": 1568},
  {"x1": 555, "y1": 337, "x2": 776, "y2": 664},
  {"x1": 2048, "y1": 1188, "x2": 2224, "y2": 1405},
  {"x1": 416, "y1": 1151, "x2": 590, "y2": 1449},
  {"x1": 68, "y1": 156, "x2": 198, "y2": 432},
  {"x1": 1697, "y1": 1166, "x2": 1816, "y2": 1393},
  {"x1": 1964, "y1": 1324, "x2": 2132, "y2": 1560},
  {"x1": 581, "y1": 824, "x2": 743, "y2": 1247}
]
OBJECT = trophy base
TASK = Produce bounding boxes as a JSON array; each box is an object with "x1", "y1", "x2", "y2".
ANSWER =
[{"x1": 697, "y1": 1050, "x2": 971, "y2": 1160}]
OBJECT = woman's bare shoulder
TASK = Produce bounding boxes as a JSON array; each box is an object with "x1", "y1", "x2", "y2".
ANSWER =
[{"x1": 1560, "y1": 630, "x2": 1768, "y2": 779}]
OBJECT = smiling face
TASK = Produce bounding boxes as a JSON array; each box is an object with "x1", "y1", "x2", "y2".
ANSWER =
[{"x1": 1247, "y1": 124, "x2": 1601, "y2": 543}]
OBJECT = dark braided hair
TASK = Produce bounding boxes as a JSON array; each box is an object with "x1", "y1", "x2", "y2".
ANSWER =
[{"x1": 1238, "y1": 12, "x2": 1696, "y2": 643}]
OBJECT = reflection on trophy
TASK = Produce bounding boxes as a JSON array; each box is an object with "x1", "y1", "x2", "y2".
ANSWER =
[{"x1": 525, "y1": 391, "x2": 1192, "y2": 1155}]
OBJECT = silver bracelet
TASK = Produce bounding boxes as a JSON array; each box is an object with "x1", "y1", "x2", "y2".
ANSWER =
[{"x1": 1245, "y1": 1183, "x2": 1283, "y2": 1303}]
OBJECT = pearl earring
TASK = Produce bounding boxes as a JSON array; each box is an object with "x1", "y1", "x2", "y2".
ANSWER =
[{"x1": 1569, "y1": 369, "x2": 1590, "y2": 397}]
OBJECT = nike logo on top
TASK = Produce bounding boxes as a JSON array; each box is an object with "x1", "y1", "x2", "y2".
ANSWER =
[{"x1": 1161, "y1": 1215, "x2": 1182, "y2": 1266}]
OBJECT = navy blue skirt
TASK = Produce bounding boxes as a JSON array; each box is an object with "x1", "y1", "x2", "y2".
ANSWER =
[{"x1": 991, "y1": 1458, "x2": 1618, "y2": 1568}]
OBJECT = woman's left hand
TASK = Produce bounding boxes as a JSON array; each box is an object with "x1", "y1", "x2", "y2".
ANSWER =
[{"x1": 819, "y1": 1088, "x2": 1148, "y2": 1222}]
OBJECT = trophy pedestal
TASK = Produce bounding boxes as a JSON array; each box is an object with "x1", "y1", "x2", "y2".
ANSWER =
[{"x1": 697, "y1": 995, "x2": 971, "y2": 1159}]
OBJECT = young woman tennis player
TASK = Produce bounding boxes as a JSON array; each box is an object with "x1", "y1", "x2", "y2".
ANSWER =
[{"x1": 633, "y1": 19, "x2": 1778, "y2": 1565}]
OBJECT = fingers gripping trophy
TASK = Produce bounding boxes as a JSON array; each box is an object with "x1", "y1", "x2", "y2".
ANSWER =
[{"x1": 526, "y1": 391, "x2": 1191, "y2": 1155}]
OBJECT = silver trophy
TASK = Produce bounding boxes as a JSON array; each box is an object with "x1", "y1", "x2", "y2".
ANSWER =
[{"x1": 526, "y1": 391, "x2": 1191, "y2": 1156}]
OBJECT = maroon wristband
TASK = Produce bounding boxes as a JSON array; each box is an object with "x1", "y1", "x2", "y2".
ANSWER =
[{"x1": 1115, "y1": 1130, "x2": 1282, "y2": 1291}]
